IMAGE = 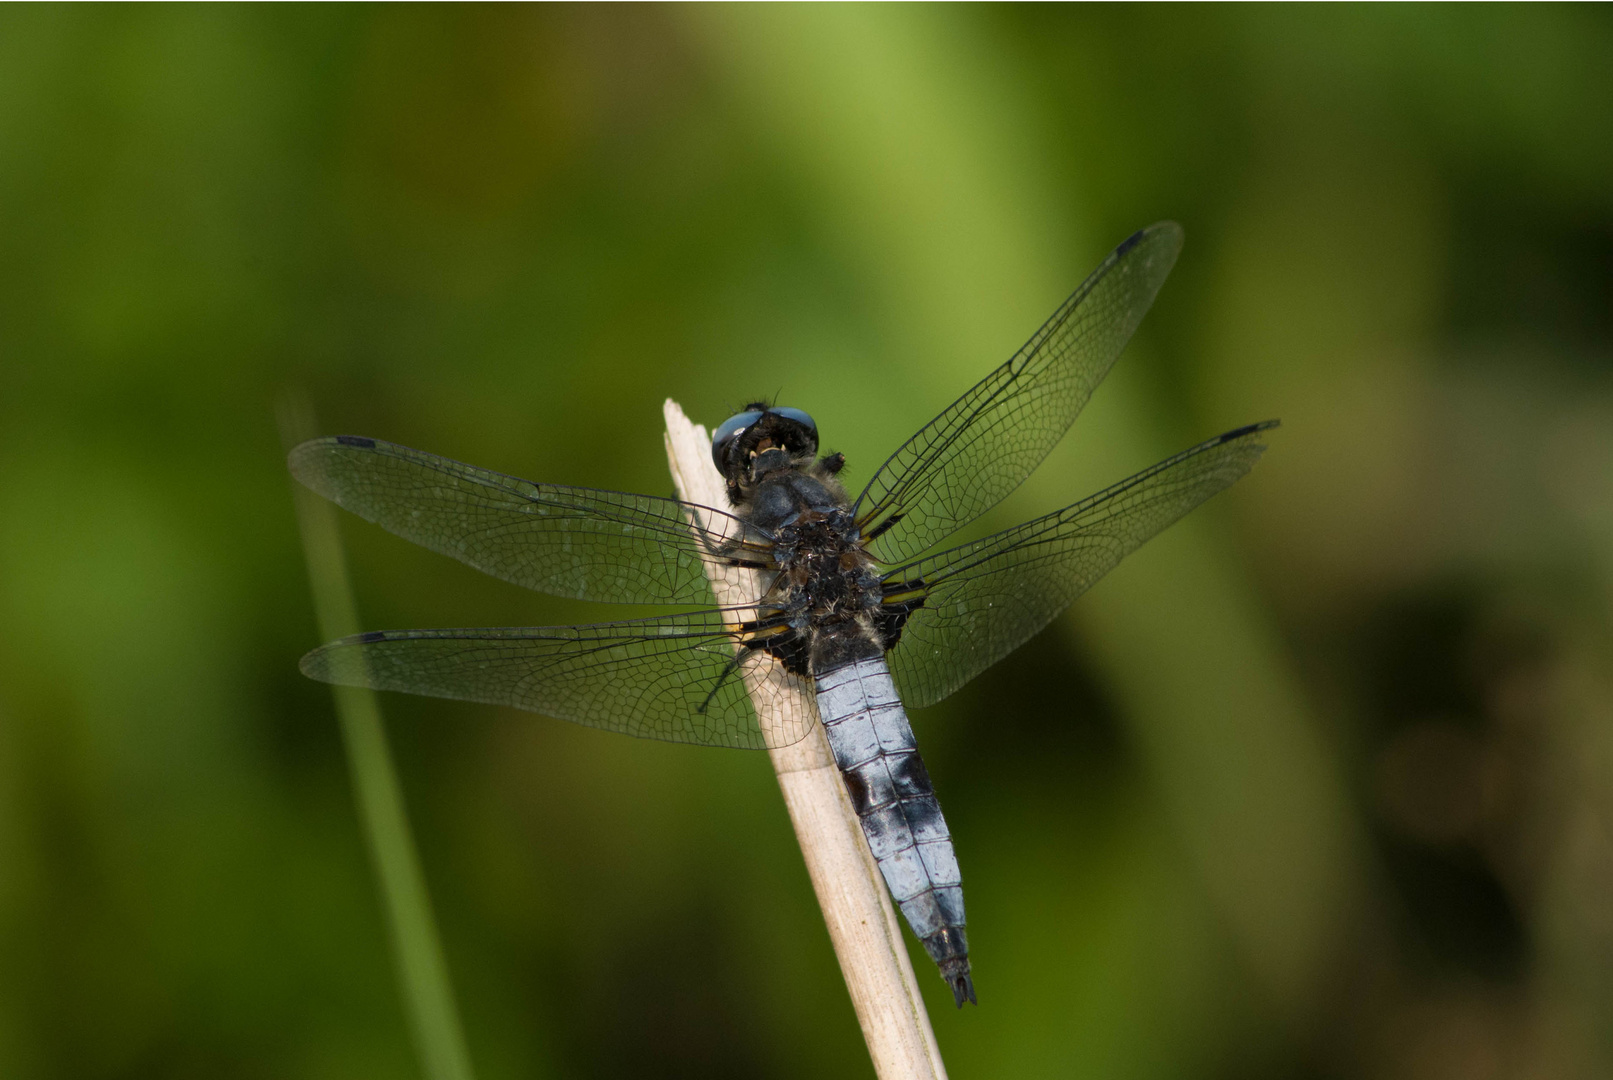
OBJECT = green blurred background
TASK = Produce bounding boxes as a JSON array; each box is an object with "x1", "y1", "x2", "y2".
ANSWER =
[{"x1": 3, "y1": 5, "x2": 1612, "y2": 1078}]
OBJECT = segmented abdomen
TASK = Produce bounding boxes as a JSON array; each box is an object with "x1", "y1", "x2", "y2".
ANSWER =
[{"x1": 813, "y1": 657, "x2": 975, "y2": 1006}]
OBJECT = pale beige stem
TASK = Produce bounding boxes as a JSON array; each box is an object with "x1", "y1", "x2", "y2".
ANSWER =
[{"x1": 663, "y1": 400, "x2": 947, "y2": 1080}]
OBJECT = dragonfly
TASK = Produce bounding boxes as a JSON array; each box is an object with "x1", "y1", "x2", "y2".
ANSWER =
[{"x1": 291, "y1": 222, "x2": 1276, "y2": 1008}]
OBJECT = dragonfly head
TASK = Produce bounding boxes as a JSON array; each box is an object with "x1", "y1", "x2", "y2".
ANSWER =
[{"x1": 711, "y1": 404, "x2": 819, "y2": 492}]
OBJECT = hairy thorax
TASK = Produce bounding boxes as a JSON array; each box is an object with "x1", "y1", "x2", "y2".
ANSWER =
[{"x1": 742, "y1": 464, "x2": 886, "y2": 673}]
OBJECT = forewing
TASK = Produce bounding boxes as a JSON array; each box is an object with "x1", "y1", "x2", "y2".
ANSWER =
[
  {"x1": 884, "y1": 422, "x2": 1275, "y2": 709},
  {"x1": 300, "y1": 609, "x2": 815, "y2": 750},
  {"x1": 288, "y1": 436, "x2": 754, "y2": 605},
  {"x1": 856, "y1": 223, "x2": 1185, "y2": 564}
]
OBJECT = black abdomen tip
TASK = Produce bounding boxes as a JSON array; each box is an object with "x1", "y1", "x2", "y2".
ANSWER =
[{"x1": 938, "y1": 956, "x2": 976, "y2": 1008}]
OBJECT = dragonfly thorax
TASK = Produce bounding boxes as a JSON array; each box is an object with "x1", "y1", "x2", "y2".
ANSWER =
[
  {"x1": 743, "y1": 463, "x2": 849, "y2": 532},
  {"x1": 733, "y1": 463, "x2": 885, "y2": 673}
]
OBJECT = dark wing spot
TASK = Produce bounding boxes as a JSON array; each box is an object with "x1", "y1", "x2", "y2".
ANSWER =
[
  {"x1": 756, "y1": 627, "x2": 811, "y2": 676},
  {"x1": 1219, "y1": 419, "x2": 1281, "y2": 442},
  {"x1": 863, "y1": 512, "x2": 905, "y2": 542},
  {"x1": 357, "y1": 631, "x2": 387, "y2": 643},
  {"x1": 1115, "y1": 229, "x2": 1146, "y2": 257},
  {"x1": 876, "y1": 577, "x2": 927, "y2": 649},
  {"x1": 335, "y1": 435, "x2": 376, "y2": 448}
]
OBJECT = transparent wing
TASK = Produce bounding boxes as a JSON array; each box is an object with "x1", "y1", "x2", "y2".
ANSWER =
[
  {"x1": 300, "y1": 608, "x2": 815, "y2": 751},
  {"x1": 855, "y1": 223, "x2": 1185, "y2": 565},
  {"x1": 883, "y1": 422, "x2": 1276, "y2": 709},
  {"x1": 288, "y1": 436, "x2": 762, "y2": 605}
]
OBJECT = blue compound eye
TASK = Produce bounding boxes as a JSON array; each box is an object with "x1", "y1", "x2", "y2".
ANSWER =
[
  {"x1": 711, "y1": 410, "x2": 764, "y2": 472},
  {"x1": 771, "y1": 407, "x2": 817, "y2": 443}
]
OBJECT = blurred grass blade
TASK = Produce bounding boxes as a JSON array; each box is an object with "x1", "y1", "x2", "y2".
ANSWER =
[{"x1": 278, "y1": 393, "x2": 477, "y2": 1080}]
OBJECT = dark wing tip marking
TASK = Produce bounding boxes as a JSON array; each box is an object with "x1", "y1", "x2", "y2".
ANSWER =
[
  {"x1": 300, "y1": 631, "x2": 385, "y2": 680},
  {"x1": 1220, "y1": 419, "x2": 1281, "y2": 442},
  {"x1": 1118, "y1": 220, "x2": 1183, "y2": 258},
  {"x1": 1115, "y1": 228, "x2": 1147, "y2": 257},
  {"x1": 334, "y1": 435, "x2": 377, "y2": 449}
]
